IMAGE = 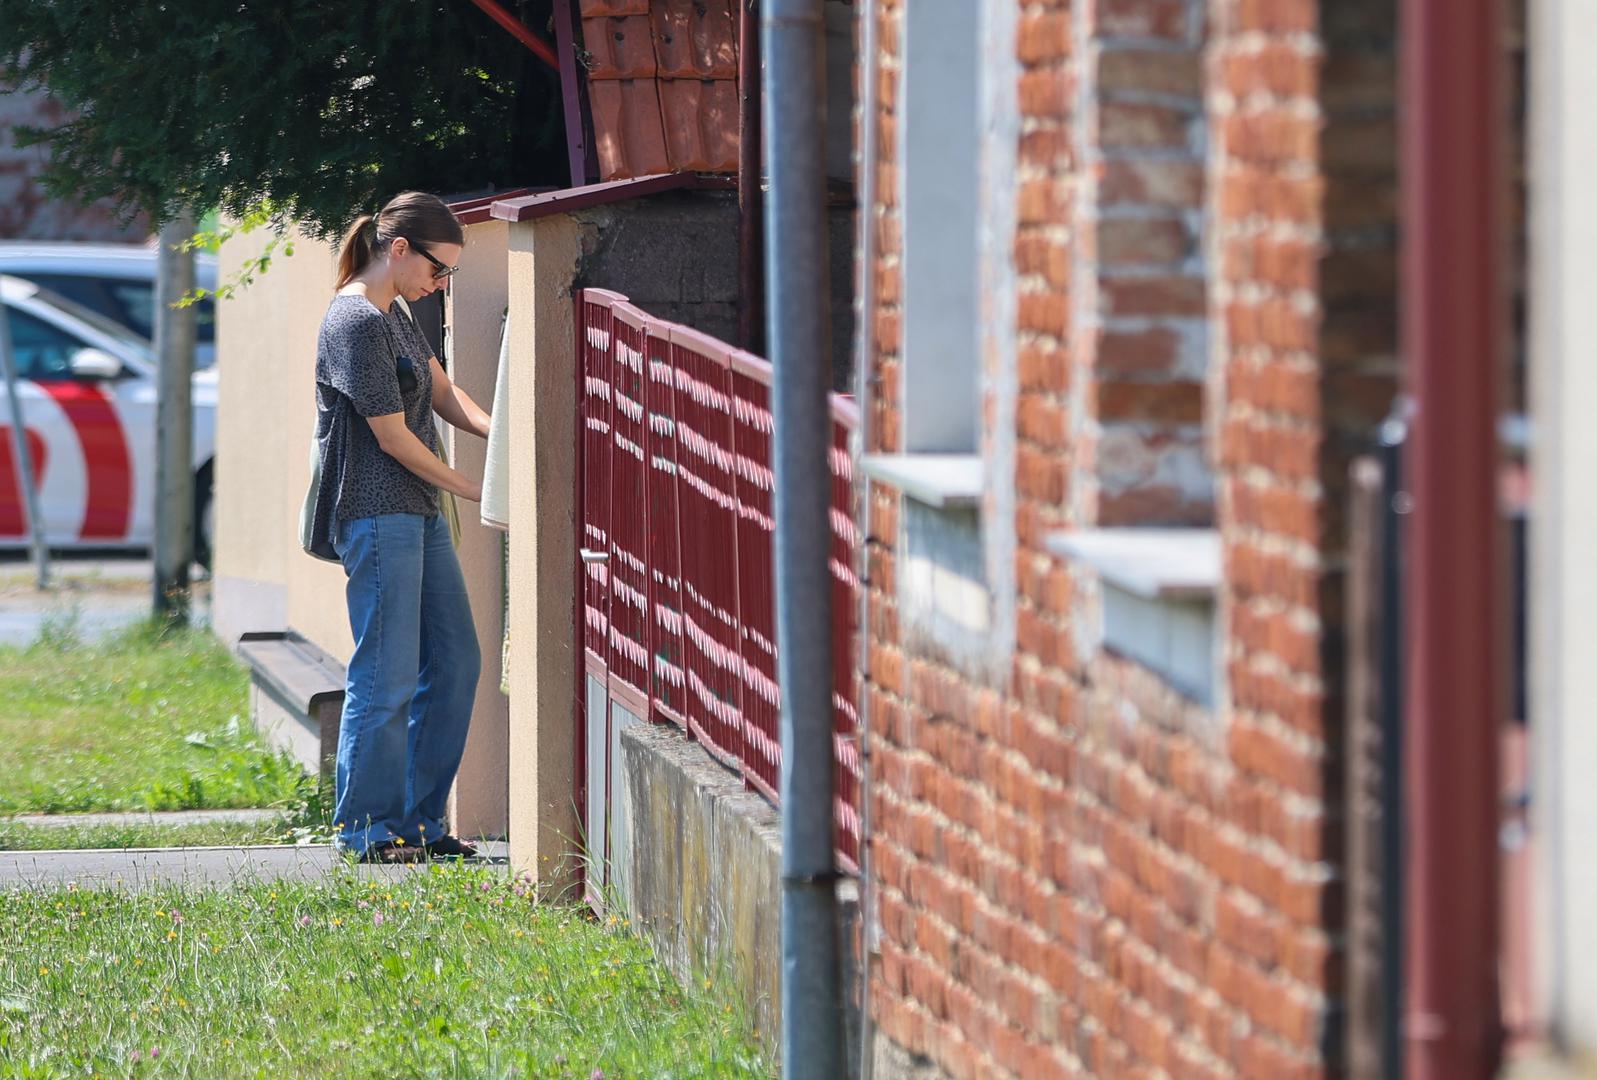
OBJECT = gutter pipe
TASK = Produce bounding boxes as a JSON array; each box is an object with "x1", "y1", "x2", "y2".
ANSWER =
[
  {"x1": 739, "y1": 0, "x2": 766, "y2": 354},
  {"x1": 1400, "y1": 0, "x2": 1505, "y2": 1075},
  {"x1": 763, "y1": 0, "x2": 847, "y2": 1076},
  {"x1": 851, "y1": 0, "x2": 881, "y2": 1075}
]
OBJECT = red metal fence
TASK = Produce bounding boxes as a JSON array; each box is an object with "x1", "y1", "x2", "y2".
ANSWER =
[{"x1": 577, "y1": 288, "x2": 862, "y2": 870}]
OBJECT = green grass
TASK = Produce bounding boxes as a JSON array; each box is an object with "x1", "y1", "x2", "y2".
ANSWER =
[
  {"x1": 0, "y1": 619, "x2": 311, "y2": 816},
  {"x1": 0, "y1": 865, "x2": 771, "y2": 1079},
  {"x1": 0, "y1": 819, "x2": 298, "y2": 852}
]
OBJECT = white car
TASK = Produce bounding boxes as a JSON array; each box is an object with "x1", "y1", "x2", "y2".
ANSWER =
[
  {"x1": 0, "y1": 275, "x2": 216, "y2": 563},
  {"x1": 0, "y1": 242, "x2": 218, "y2": 368}
]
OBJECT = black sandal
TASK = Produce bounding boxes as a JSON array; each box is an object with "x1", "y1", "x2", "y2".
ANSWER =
[
  {"x1": 357, "y1": 840, "x2": 425, "y2": 864},
  {"x1": 424, "y1": 835, "x2": 479, "y2": 860}
]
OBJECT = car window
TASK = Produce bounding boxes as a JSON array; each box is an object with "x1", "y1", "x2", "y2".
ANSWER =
[
  {"x1": 18, "y1": 274, "x2": 106, "y2": 316},
  {"x1": 102, "y1": 280, "x2": 216, "y2": 344},
  {"x1": 21, "y1": 287, "x2": 153, "y2": 361},
  {"x1": 100, "y1": 279, "x2": 155, "y2": 338},
  {"x1": 3, "y1": 308, "x2": 91, "y2": 381},
  {"x1": 20, "y1": 273, "x2": 214, "y2": 348}
]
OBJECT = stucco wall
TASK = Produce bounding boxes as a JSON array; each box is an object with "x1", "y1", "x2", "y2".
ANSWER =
[
  {"x1": 445, "y1": 219, "x2": 511, "y2": 839},
  {"x1": 212, "y1": 225, "x2": 345, "y2": 653}
]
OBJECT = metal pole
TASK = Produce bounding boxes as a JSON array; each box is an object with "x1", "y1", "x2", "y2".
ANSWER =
[
  {"x1": 1400, "y1": 0, "x2": 1505, "y2": 1073},
  {"x1": 0, "y1": 299, "x2": 49, "y2": 589},
  {"x1": 851, "y1": 0, "x2": 881, "y2": 1075},
  {"x1": 153, "y1": 213, "x2": 197, "y2": 623},
  {"x1": 739, "y1": 0, "x2": 766, "y2": 354},
  {"x1": 763, "y1": 0, "x2": 845, "y2": 1075}
]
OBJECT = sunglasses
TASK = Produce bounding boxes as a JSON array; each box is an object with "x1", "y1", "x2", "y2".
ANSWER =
[{"x1": 407, "y1": 239, "x2": 458, "y2": 281}]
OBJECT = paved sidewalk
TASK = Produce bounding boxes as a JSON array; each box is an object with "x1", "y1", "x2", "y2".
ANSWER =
[
  {"x1": 0, "y1": 841, "x2": 509, "y2": 889},
  {"x1": 0, "y1": 555, "x2": 212, "y2": 646},
  {"x1": 3, "y1": 808, "x2": 286, "y2": 830}
]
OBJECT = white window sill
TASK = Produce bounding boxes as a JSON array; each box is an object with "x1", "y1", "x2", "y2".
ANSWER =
[
  {"x1": 1047, "y1": 528, "x2": 1220, "y2": 704},
  {"x1": 1045, "y1": 528, "x2": 1220, "y2": 600},
  {"x1": 859, "y1": 453, "x2": 984, "y2": 510}
]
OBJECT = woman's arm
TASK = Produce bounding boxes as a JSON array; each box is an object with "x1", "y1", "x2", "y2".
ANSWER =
[
  {"x1": 430, "y1": 356, "x2": 490, "y2": 439},
  {"x1": 367, "y1": 412, "x2": 482, "y2": 502}
]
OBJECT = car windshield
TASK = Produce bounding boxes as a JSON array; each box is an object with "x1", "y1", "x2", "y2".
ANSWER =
[{"x1": 25, "y1": 284, "x2": 155, "y2": 362}]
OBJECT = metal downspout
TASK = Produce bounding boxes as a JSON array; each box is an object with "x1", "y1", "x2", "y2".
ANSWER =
[
  {"x1": 1400, "y1": 0, "x2": 1506, "y2": 1075},
  {"x1": 763, "y1": 0, "x2": 847, "y2": 1076},
  {"x1": 739, "y1": 0, "x2": 766, "y2": 354},
  {"x1": 851, "y1": 0, "x2": 880, "y2": 1075}
]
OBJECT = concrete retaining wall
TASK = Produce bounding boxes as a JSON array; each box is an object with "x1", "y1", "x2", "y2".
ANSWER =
[{"x1": 613, "y1": 722, "x2": 861, "y2": 1068}]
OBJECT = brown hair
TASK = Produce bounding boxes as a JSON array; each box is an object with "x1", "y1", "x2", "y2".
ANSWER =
[{"x1": 334, "y1": 190, "x2": 465, "y2": 289}]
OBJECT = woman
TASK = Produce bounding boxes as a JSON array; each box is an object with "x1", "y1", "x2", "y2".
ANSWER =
[{"x1": 312, "y1": 191, "x2": 489, "y2": 863}]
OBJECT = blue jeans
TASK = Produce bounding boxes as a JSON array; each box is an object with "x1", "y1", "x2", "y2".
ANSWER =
[{"x1": 332, "y1": 512, "x2": 480, "y2": 854}]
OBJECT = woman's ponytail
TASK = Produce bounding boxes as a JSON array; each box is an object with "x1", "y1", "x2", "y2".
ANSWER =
[{"x1": 335, "y1": 213, "x2": 379, "y2": 289}]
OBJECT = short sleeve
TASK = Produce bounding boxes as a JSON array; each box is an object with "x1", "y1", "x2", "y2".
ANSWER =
[{"x1": 319, "y1": 307, "x2": 403, "y2": 418}]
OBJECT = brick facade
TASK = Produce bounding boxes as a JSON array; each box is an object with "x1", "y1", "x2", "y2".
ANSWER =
[
  {"x1": 860, "y1": 1, "x2": 1400, "y2": 1076},
  {"x1": 0, "y1": 86, "x2": 148, "y2": 241}
]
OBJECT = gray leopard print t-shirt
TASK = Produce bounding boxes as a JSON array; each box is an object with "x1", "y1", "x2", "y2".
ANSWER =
[{"x1": 312, "y1": 294, "x2": 438, "y2": 536}]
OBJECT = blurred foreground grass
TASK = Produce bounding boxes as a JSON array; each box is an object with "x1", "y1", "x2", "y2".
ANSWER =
[{"x1": 0, "y1": 864, "x2": 771, "y2": 1078}]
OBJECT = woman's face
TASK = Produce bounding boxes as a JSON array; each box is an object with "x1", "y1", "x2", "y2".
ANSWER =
[{"x1": 391, "y1": 238, "x2": 462, "y2": 302}]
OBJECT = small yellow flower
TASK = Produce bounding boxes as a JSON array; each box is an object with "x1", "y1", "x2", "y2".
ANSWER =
[
  {"x1": 331, "y1": 918, "x2": 343, "y2": 928},
  {"x1": 166, "y1": 930, "x2": 177, "y2": 941},
  {"x1": 37, "y1": 966, "x2": 48, "y2": 976}
]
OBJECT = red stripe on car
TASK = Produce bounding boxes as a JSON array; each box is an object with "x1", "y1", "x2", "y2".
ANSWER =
[
  {"x1": 39, "y1": 381, "x2": 131, "y2": 540},
  {"x1": 0, "y1": 429, "x2": 49, "y2": 536}
]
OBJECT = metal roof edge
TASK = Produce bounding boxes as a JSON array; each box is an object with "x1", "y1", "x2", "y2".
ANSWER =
[
  {"x1": 447, "y1": 187, "x2": 550, "y2": 225},
  {"x1": 488, "y1": 172, "x2": 734, "y2": 223}
]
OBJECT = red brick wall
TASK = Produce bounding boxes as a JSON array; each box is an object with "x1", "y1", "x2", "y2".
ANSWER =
[
  {"x1": 862, "y1": 0, "x2": 1401, "y2": 1077},
  {"x1": 0, "y1": 87, "x2": 149, "y2": 241},
  {"x1": 1074, "y1": 0, "x2": 1212, "y2": 527}
]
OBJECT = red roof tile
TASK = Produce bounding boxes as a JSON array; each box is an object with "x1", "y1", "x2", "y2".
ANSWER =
[
  {"x1": 658, "y1": 79, "x2": 739, "y2": 172},
  {"x1": 583, "y1": 14, "x2": 658, "y2": 80},
  {"x1": 651, "y1": 0, "x2": 738, "y2": 79},
  {"x1": 578, "y1": 0, "x2": 742, "y2": 180},
  {"x1": 588, "y1": 79, "x2": 674, "y2": 179}
]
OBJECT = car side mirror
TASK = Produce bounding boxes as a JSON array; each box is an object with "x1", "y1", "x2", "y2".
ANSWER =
[{"x1": 69, "y1": 348, "x2": 123, "y2": 380}]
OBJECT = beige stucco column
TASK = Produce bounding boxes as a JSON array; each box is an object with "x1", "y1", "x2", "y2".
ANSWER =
[
  {"x1": 505, "y1": 213, "x2": 582, "y2": 893},
  {"x1": 445, "y1": 218, "x2": 511, "y2": 839}
]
